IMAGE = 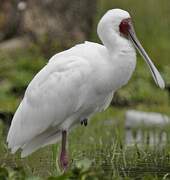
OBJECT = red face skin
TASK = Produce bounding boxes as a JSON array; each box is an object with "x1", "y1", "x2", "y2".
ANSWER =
[{"x1": 119, "y1": 18, "x2": 132, "y2": 37}]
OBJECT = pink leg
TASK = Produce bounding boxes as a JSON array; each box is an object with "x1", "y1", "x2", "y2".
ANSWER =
[{"x1": 59, "y1": 130, "x2": 69, "y2": 171}]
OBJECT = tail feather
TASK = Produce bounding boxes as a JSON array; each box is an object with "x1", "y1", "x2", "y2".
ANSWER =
[
  {"x1": 21, "y1": 128, "x2": 61, "y2": 157},
  {"x1": 11, "y1": 146, "x2": 20, "y2": 154}
]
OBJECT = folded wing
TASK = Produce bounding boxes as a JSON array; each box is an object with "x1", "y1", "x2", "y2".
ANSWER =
[{"x1": 7, "y1": 56, "x2": 92, "y2": 152}]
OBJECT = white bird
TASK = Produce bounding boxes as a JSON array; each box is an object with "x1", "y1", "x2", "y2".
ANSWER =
[{"x1": 7, "y1": 9, "x2": 165, "y2": 170}]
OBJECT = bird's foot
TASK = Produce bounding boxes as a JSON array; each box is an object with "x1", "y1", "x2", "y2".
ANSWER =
[
  {"x1": 81, "y1": 118, "x2": 88, "y2": 126},
  {"x1": 59, "y1": 150, "x2": 69, "y2": 171}
]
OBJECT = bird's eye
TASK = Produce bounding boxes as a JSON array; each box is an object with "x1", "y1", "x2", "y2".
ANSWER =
[{"x1": 119, "y1": 18, "x2": 131, "y2": 37}]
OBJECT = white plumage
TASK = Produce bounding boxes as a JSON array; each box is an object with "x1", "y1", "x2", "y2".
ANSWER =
[{"x1": 7, "y1": 9, "x2": 164, "y2": 159}]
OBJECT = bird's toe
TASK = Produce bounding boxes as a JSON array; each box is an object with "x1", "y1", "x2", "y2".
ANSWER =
[{"x1": 80, "y1": 118, "x2": 88, "y2": 126}]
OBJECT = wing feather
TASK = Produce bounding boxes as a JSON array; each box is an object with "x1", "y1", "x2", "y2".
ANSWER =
[{"x1": 7, "y1": 56, "x2": 91, "y2": 150}]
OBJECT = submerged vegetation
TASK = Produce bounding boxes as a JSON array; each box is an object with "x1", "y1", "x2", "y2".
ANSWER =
[{"x1": 0, "y1": 0, "x2": 170, "y2": 179}]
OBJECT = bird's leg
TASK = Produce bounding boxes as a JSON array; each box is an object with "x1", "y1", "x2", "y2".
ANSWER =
[
  {"x1": 80, "y1": 118, "x2": 88, "y2": 126},
  {"x1": 59, "y1": 130, "x2": 69, "y2": 171}
]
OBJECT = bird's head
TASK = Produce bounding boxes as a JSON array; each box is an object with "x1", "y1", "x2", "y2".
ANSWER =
[{"x1": 97, "y1": 9, "x2": 165, "y2": 89}]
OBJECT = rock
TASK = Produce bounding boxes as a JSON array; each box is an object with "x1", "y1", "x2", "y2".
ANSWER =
[
  {"x1": 0, "y1": 0, "x2": 22, "y2": 41},
  {"x1": 0, "y1": 0, "x2": 97, "y2": 54},
  {"x1": 22, "y1": 0, "x2": 97, "y2": 55},
  {"x1": 0, "y1": 36, "x2": 30, "y2": 52}
]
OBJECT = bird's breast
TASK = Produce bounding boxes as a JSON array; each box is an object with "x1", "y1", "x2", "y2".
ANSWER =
[
  {"x1": 95, "y1": 52, "x2": 136, "y2": 93},
  {"x1": 111, "y1": 52, "x2": 136, "y2": 90}
]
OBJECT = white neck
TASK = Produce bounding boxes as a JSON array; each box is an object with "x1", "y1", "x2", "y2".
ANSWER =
[{"x1": 97, "y1": 21, "x2": 136, "y2": 90}]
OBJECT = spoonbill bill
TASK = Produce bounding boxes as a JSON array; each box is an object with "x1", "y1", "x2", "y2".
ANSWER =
[{"x1": 7, "y1": 9, "x2": 165, "y2": 170}]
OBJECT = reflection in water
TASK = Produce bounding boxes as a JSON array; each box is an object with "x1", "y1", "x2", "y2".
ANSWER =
[
  {"x1": 125, "y1": 128, "x2": 168, "y2": 146},
  {"x1": 125, "y1": 110, "x2": 170, "y2": 146}
]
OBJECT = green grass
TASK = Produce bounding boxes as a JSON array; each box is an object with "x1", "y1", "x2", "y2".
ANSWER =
[
  {"x1": 0, "y1": 0, "x2": 170, "y2": 179},
  {"x1": 0, "y1": 49, "x2": 46, "y2": 112},
  {"x1": 1, "y1": 107, "x2": 170, "y2": 179}
]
